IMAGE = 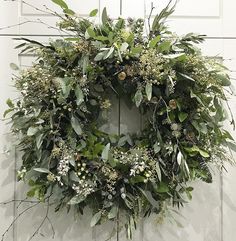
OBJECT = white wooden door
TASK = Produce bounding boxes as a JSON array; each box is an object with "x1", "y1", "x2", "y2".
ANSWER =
[{"x1": 1, "y1": 0, "x2": 236, "y2": 241}]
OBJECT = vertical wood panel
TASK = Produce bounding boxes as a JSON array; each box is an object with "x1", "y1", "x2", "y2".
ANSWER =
[
  {"x1": 221, "y1": 39, "x2": 236, "y2": 241},
  {"x1": 0, "y1": 37, "x2": 18, "y2": 241}
]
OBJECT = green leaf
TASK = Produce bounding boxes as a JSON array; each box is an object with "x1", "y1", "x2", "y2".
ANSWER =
[
  {"x1": 134, "y1": 89, "x2": 143, "y2": 107},
  {"x1": 10, "y1": 63, "x2": 19, "y2": 71},
  {"x1": 104, "y1": 46, "x2": 114, "y2": 59},
  {"x1": 156, "y1": 182, "x2": 169, "y2": 193},
  {"x1": 217, "y1": 74, "x2": 231, "y2": 86},
  {"x1": 89, "y1": 9, "x2": 98, "y2": 17},
  {"x1": 131, "y1": 46, "x2": 142, "y2": 55},
  {"x1": 3, "y1": 109, "x2": 13, "y2": 118},
  {"x1": 58, "y1": 77, "x2": 71, "y2": 98},
  {"x1": 156, "y1": 162, "x2": 162, "y2": 181},
  {"x1": 149, "y1": 35, "x2": 161, "y2": 48},
  {"x1": 51, "y1": 0, "x2": 68, "y2": 9},
  {"x1": 68, "y1": 195, "x2": 86, "y2": 205},
  {"x1": 86, "y1": 27, "x2": 96, "y2": 38},
  {"x1": 130, "y1": 175, "x2": 145, "y2": 184},
  {"x1": 120, "y1": 42, "x2": 129, "y2": 53},
  {"x1": 69, "y1": 171, "x2": 80, "y2": 182},
  {"x1": 75, "y1": 85, "x2": 84, "y2": 106},
  {"x1": 71, "y1": 114, "x2": 82, "y2": 136},
  {"x1": 163, "y1": 53, "x2": 186, "y2": 59},
  {"x1": 94, "y1": 52, "x2": 105, "y2": 61},
  {"x1": 102, "y1": 7, "x2": 108, "y2": 25},
  {"x1": 178, "y1": 112, "x2": 188, "y2": 122},
  {"x1": 63, "y1": 8, "x2": 75, "y2": 15},
  {"x1": 145, "y1": 82, "x2": 152, "y2": 101},
  {"x1": 199, "y1": 123, "x2": 208, "y2": 134},
  {"x1": 177, "y1": 151, "x2": 183, "y2": 165},
  {"x1": 27, "y1": 127, "x2": 39, "y2": 136},
  {"x1": 36, "y1": 133, "x2": 44, "y2": 149},
  {"x1": 34, "y1": 168, "x2": 50, "y2": 174},
  {"x1": 95, "y1": 36, "x2": 109, "y2": 41},
  {"x1": 102, "y1": 143, "x2": 110, "y2": 161},
  {"x1": 6, "y1": 98, "x2": 14, "y2": 108},
  {"x1": 158, "y1": 41, "x2": 171, "y2": 52},
  {"x1": 108, "y1": 206, "x2": 118, "y2": 219},
  {"x1": 90, "y1": 211, "x2": 102, "y2": 227},
  {"x1": 153, "y1": 142, "x2": 161, "y2": 153},
  {"x1": 179, "y1": 73, "x2": 195, "y2": 82},
  {"x1": 199, "y1": 149, "x2": 210, "y2": 158},
  {"x1": 138, "y1": 188, "x2": 159, "y2": 208}
]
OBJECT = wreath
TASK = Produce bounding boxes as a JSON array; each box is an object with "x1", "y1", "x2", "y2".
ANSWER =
[{"x1": 4, "y1": 0, "x2": 236, "y2": 239}]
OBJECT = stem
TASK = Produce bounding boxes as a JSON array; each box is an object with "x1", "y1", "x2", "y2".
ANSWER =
[
  {"x1": 1, "y1": 203, "x2": 40, "y2": 241},
  {"x1": 148, "y1": 2, "x2": 155, "y2": 37}
]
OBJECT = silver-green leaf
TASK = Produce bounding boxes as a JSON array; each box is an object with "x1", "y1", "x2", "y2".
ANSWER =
[
  {"x1": 71, "y1": 114, "x2": 82, "y2": 136},
  {"x1": 102, "y1": 143, "x2": 110, "y2": 161},
  {"x1": 134, "y1": 89, "x2": 143, "y2": 107},
  {"x1": 145, "y1": 82, "x2": 152, "y2": 101},
  {"x1": 90, "y1": 211, "x2": 102, "y2": 227}
]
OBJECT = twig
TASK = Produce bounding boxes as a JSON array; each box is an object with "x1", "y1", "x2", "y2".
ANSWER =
[
  {"x1": 0, "y1": 21, "x2": 31, "y2": 31},
  {"x1": 147, "y1": 2, "x2": 155, "y2": 36},
  {"x1": 1, "y1": 202, "x2": 40, "y2": 241},
  {"x1": 0, "y1": 199, "x2": 41, "y2": 206},
  {"x1": 28, "y1": 192, "x2": 54, "y2": 241},
  {"x1": 22, "y1": 1, "x2": 54, "y2": 16},
  {"x1": 36, "y1": 18, "x2": 71, "y2": 35}
]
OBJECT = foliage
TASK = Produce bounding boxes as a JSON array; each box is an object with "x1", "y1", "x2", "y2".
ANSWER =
[{"x1": 4, "y1": 0, "x2": 236, "y2": 238}]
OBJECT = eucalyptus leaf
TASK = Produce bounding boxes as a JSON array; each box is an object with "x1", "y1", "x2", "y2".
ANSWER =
[
  {"x1": 102, "y1": 143, "x2": 110, "y2": 161},
  {"x1": 149, "y1": 36, "x2": 161, "y2": 48},
  {"x1": 75, "y1": 85, "x2": 84, "y2": 106},
  {"x1": 51, "y1": 0, "x2": 68, "y2": 9},
  {"x1": 156, "y1": 162, "x2": 162, "y2": 181},
  {"x1": 89, "y1": 9, "x2": 98, "y2": 17},
  {"x1": 71, "y1": 114, "x2": 83, "y2": 136},
  {"x1": 34, "y1": 168, "x2": 50, "y2": 174},
  {"x1": 134, "y1": 89, "x2": 143, "y2": 107},
  {"x1": 6, "y1": 98, "x2": 14, "y2": 108},
  {"x1": 102, "y1": 7, "x2": 108, "y2": 25},
  {"x1": 156, "y1": 182, "x2": 169, "y2": 193},
  {"x1": 86, "y1": 27, "x2": 96, "y2": 38},
  {"x1": 27, "y1": 127, "x2": 39, "y2": 136},
  {"x1": 108, "y1": 206, "x2": 118, "y2": 219},
  {"x1": 178, "y1": 112, "x2": 188, "y2": 122},
  {"x1": 153, "y1": 142, "x2": 161, "y2": 153},
  {"x1": 90, "y1": 211, "x2": 102, "y2": 227},
  {"x1": 177, "y1": 151, "x2": 183, "y2": 166},
  {"x1": 145, "y1": 82, "x2": 152, "y2": 101},
  {"x1": 68, "y1": 195, "x2": 86, "y2": 205},
  {"x1": 10, "y1": 63, "x2": 19, "y2": 71}
]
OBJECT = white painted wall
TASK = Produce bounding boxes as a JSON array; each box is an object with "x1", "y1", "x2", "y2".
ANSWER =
[{"x1": 0, "y1": 0, "x2": 236, "y2": 241}]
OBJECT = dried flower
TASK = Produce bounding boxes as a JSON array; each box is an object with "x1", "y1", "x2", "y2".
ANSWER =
[
  {"x1": 169, "y1": 99, "x2": 177, "y2": 110},
  {"x1": 118, "y1": 72, "x2": 127, "y2": 81},
  {"x1": 101, "y1": 99, "x2": 111, "y2": 109}
]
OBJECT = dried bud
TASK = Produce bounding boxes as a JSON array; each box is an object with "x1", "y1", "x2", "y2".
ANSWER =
[
  {"x1": 169, "y1": 99, "x2": 177, "y2": 110},
  {"x1": 118, "y1": 71, "x2": 127, "y2": 81},
  {"x1": 76, "y1": 154, "x2": 81, "y2": 161}
]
